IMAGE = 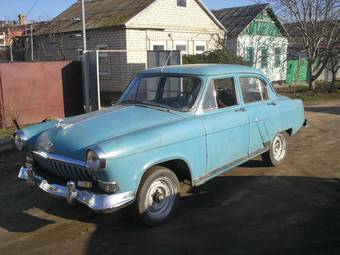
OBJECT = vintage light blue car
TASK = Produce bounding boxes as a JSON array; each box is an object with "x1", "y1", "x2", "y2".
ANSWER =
[{"x1": 16, "y1": 64, "x2": 307, "y2": 226}]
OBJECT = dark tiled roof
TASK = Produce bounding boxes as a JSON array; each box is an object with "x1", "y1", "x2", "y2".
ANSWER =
[
  {"x1": 37, "y1": 0, "x2": 156, "y2": 34},
  {"x1": 212, "y1": 3, "x2": 269, "y2": 37}
]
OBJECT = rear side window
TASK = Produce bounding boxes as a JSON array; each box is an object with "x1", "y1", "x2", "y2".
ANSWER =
[
  {"x1": 239, "y1": 77, "x2": 269, "y2": 103},
  {"x1": 203, "y1": 78, "x2": 238, "y2": 110}
]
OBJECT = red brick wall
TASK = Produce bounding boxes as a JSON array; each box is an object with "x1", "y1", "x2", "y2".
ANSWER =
[{"x1": 0, "y1": 61, "x2": 83, "y2": 128}]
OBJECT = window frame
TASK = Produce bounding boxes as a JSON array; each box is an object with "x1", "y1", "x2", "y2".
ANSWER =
[
  {"x1": 194, "y1": 41, "x2": 207, "y2": 55},
  {"x1": 202, "y1": 76, "x2": 240, "y2": 112},
  {"x1": 177, "y1": 0, "x2": 187, "y2": 8},
  {"x1": 151, "y1": 41, "x2": 166, "y2": 51},
  {"x1": 274, "y1": 48, "x2": 281, "y2": 68},
  {"x1": 96, "y1": 44, "x2": 110, "y2": 75},
  {"x1": 246, "y1": 47, "x2": 255, "y2": 66},
  {"x1": 119, "y1": 74, "x2": 204, "y2": 112},
  {"x1": 261, "y1": 48, "x2": 269, "y2": 69},
  {"x1": 175, "y1": 41, "x2": 188, "y2": 55},
  {"x1": 238, "y1": 75, "x2": 271, "y2": 105}
]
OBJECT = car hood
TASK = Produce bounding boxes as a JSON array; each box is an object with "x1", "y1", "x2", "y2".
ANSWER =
[{"x1": 34, "y1": 105, "x2": 184, "y2": 160}]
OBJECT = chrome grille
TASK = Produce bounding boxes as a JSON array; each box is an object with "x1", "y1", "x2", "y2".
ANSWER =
[{"x1": 33, "y1": 151, "x2": 92, "y2": 181}]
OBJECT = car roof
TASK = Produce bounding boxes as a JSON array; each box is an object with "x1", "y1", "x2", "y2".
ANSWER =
[{"x1": 139, "y1": 64, "x2": 265, "y2": 77}]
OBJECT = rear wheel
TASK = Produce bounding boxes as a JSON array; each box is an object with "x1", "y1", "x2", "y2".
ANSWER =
[
  {"x1": 262, "y1": 132, "x2": 287, "y2": 167},
  {"x1": 131, "y1": 166, "x2": 180, "y2": 226}
]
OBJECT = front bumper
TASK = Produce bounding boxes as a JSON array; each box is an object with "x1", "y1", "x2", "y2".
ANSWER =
[{"x1": 18, "y1": 166, "x2": 135, "y2": 213}]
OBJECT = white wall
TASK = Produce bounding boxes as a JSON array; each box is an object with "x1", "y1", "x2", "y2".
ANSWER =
[
  {"x1": 123, "y1": 0, "x2": 225, "y2": 85},
  {"x1": 237, "y1": 35, "x2": 288, "y2": 82}
]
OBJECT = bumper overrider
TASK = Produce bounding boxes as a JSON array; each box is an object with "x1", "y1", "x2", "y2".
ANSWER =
[{"x1": 18, "y1": 166, "x2": 135, "y2": 213}]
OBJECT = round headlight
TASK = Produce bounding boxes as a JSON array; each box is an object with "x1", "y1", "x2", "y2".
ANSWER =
[
  {"x1": 14, "y1": 130, "x2": 27, "y2": 151},
  {"x1": 86, "y1": 147, "x2": 106, "y2": 171}
]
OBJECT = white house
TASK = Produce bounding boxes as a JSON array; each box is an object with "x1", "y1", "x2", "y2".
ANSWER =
[
  {"x1": 213, "y1": 4, "x2": 289, "y2": 82},
  {"x1": 0, "y1": 32, "x2": 5, "y2": 47},
  {"x1": 34, "y1": 0, "x2": 226, "y2": 94}
]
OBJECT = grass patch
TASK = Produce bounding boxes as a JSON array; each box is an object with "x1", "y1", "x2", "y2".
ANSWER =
[{"x1": 276, "y1": 80, "x2": 340, "y2": 103}]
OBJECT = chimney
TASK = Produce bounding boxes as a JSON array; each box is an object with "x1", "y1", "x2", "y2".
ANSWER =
[{"x1": 18, "y1": 14, "x2": 26, "y2": 25}]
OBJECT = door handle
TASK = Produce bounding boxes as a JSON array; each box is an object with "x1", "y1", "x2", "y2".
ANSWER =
[
  {"x1": 267, "y1": 102, "x2": 277, "y2": 106},
  {"x1": 235, "y1": 107, "x2": 246, "y2": 112}
]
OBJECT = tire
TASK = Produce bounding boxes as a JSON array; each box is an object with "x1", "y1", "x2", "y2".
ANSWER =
[
  {"x1": 131, "y1": 166, "x2": 180, "y2": 226},
  {"x1": 262, "y1": 132, "x2": 288, "y2": 167}
]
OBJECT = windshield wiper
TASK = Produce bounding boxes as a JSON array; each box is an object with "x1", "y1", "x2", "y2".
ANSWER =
[{"x1": 120, "y1": 100, "x2": 172, "y2": 112}]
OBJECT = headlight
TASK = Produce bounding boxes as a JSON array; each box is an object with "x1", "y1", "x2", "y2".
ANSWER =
[
  {"x1": 14, "y1": 130, "x2": 27, "y2": 151},
  {"x1": 85, "y1": 146, "x2": 106, "y2": 171}
]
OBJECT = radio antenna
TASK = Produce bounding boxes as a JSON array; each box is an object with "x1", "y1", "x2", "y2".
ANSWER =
[{"x1": 160, "y1": 50, "x2": 174, "y2": 73}]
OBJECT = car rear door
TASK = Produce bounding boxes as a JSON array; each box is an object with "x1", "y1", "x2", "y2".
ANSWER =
[
  {"x1": 238, "y1": 75, "x2": 280, "y2": 155},
  {"x1": 201, "y1": 76, "x2": 250, "y2": 174}
]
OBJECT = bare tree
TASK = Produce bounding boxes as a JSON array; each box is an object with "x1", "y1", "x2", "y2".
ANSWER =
[
  {"x1": 259, "y1": 0, "x2": 340, "y2": 89},
  {"x1": 325, "y1": 48, "x2": 340, "y2": 88}
]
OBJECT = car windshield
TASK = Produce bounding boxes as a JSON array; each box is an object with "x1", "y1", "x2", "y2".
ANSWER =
[{"x1": 119, "y1": 75, "x2": 202, "y2": 111}]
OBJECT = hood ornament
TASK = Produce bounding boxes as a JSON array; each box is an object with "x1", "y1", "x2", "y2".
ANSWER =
[{"x1": 55, "y1": 119, "x2": 73, "y2": 130}]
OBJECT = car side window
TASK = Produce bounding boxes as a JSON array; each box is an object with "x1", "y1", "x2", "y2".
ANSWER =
[
  {"x1": 203, "y1": 78, "x2": 238, "y2": 111},
  {"x1": 239, "y1": 77, "x2": 269, "y2": 103}
]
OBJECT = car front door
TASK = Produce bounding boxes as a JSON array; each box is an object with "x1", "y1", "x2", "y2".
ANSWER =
[
  {"x1": 238, "y1": 75, "x2": 280, "y2": 155},
  {"x1": 201, "y1": 76, "x2": 250, "y2": 175}
]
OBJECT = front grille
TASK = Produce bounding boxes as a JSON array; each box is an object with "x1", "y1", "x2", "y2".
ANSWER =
[
  {"x1": 48, "y1": 161, "x2": 92, "y2": 181},
  {"x1": 33, "y1": 153, "x2": 92, "y2": 181}
]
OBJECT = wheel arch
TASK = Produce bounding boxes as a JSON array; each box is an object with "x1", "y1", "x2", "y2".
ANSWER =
[{"x1": 138, "y1": 157, "x2": 193, "y2": 189}]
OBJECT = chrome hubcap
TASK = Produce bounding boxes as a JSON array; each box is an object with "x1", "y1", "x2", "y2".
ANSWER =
[
  {"x1": 145, "y1": 177, "x2": 177, "y2": 220},
  {"x1": 272, "y1": 133, "x2": 286, "y2": 161}
]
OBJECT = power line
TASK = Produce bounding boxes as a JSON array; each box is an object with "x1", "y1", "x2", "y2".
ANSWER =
[{"x1": 27, "y1": 0, "x2": 40, "y2": 18}]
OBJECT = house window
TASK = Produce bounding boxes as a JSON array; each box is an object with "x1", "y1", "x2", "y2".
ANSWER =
[
  {"x1": 195, "y1": 41, "x2": 206, "y2": 55},
  {"x1": 153, "y1": 45, "x2": 165, "y2": 51},
  {"x1": 275, "y1": 48, "x2": 281, "y2": 67},
  {"x1": 176, "y1": 43, "x2": 188, "y2": 55},
  {"x1": 261, "y1": 48, "x2": 269, "y2": 68},
  {"x1": 97, "y1": 45, "x2": 109, "y2": 74},
  {"x1": 177, "y1": 0, "x2": 187, "y2": 7},
  {"x1": 246, "y1": 47, "x2": 255, "y2": 66}
]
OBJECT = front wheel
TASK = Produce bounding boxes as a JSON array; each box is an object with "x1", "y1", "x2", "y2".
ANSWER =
[
  {"x1": 262, "y1": 132, "x2": 288, "y2": 167},
  {"x1": 131, "y1": 166, "x2": 180, "y2": 226}
]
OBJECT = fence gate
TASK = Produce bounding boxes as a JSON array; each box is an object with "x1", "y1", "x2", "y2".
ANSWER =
[{"x1": 81, "y1": 50, "x2": 182, "y2": 112}]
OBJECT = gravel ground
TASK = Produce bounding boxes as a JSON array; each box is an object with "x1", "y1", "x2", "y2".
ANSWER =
[{"x1": 0, "y1": 100, "x2": 340, "y2": 255}]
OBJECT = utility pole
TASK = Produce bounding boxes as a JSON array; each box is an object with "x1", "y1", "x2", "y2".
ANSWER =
[
  {"x1": 30, "y1": 24, "x2": 34, "y2": 61},
  {"x1": 7, "y1": 27, "x2": 13, "y2": 62},
  {"x1": 81, "y1": 0, "x2": 87, "y2": 52},
  {"x1": 81, "y1": 0, "x2": 91, "y2": 112}
]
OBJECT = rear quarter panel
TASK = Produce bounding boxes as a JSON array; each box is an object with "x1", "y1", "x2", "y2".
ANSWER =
[{"x1": 275, "y1": 96, "x2": 305, "y2": 136}]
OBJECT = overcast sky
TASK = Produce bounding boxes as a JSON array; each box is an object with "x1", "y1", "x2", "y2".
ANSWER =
[{"x1": 0, "y1": 0, "x2": 254, "y2": 21}]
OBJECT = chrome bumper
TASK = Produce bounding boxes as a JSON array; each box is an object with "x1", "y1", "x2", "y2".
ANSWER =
[{"x1": 18, "y1": 166, "x2": 135, "y2": 213}]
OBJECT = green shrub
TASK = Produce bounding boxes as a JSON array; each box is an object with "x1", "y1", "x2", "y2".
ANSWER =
[{"x1": 183, "y1": 49, "x2": 249, "y2": 66}]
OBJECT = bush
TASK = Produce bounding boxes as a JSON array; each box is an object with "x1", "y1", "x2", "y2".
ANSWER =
[{"x1": 183, "y1": 49, "x2": 249, "y2": 66}]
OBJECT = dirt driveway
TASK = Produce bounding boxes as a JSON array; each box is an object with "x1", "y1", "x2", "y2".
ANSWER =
[{"x1": 1, "y1": 100, "x2": 340, "y2": 255}]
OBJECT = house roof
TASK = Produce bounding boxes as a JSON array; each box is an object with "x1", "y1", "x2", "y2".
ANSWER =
[
  {"x1": 37, "y1": 0, "x2": 156, "y2": 34},
  {"x1": 213, "y1": 3, "x2": 282, "y2": 38},
  {"x1": 37, "y1": 0, "x2": 226, "y2": 35}
]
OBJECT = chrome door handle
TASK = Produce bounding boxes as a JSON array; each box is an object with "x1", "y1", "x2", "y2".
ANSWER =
[
  {"x1": 235, "y1": 107, "x2": 246, "y2": 112},
  {"x1": 267, "y1": 102, "x2": 277, "y2": 106}
]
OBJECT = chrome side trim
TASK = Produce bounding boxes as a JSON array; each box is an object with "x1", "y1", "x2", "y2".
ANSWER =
[
  {"x1": 18, "y1": 166, "x2": 135, "y2": 213},
  {"x1": 194, "y1": 147, "x2": 267, "y2": 186},
  {"x1": 33, "y1": 151, "x2": 86, "y2": 168}
]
